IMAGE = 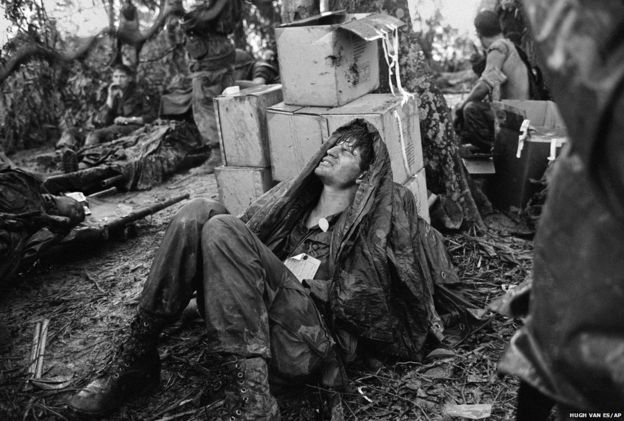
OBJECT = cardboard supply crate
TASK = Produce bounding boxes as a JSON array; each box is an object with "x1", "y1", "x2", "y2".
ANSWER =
[
  {"x1": 215, "y1": 84, "x2": 283, "y2": 167},
  {"x1": 489, "y1": 100, "x2": 568, "y2": 212},
  {"x1": 215, "y1": 166, "x2": 274, "y2": 216},
  {"x1": 323, "y1": 93, "x2": 424, "y2": 184},
  {"x1": 267, "y1": 93, "x2": 423, "y2": 183},
  {"x1": 276, "y1": 12, "x2": 403, "y2": 107},
  {"x1": 403, "y1": 168, "x2": 430, "y2": 222},
  {"x1": 266, "y1": 103, "x2": 332, "y2": 181}
]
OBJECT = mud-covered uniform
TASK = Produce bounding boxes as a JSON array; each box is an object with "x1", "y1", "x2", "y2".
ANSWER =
[
  {"x1": 138, "y1": 125, "x2": 458, "y2": 384},
  {"x1": 499, "y1": 0, "x2": 624, "y2": 414}
]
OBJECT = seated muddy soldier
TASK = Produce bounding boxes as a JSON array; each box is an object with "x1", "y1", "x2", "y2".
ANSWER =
[
  {"x1": 57, "y1": 64, "x2": 155, "y2": 149},
  {"x1": 69, "y1": 120, "x2": 459, "y2": 419},
  {"x1": 454, "y1": 10, "x2": 529, "y2": 153}
]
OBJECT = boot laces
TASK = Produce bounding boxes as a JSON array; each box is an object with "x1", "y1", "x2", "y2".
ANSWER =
[{"x1": 106, "y1": 319, "x2": 154, "y2": 379}]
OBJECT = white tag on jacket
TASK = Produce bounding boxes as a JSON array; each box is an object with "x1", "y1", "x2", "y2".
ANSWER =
[{"x1": 284, "y1": 253, "x2": 321, "y2": 283}]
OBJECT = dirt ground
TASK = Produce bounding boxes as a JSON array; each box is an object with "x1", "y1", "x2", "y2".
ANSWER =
[{"x1": 0, "y1": 157, "x2": 532, "y2": 420}]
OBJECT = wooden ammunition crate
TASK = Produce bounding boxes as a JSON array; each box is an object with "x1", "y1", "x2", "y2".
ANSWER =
[
  {"x1": 215, "y1": 166, "x2": 274, "y2": 216},
  {"x1": 403, "y1": 167, "x2": 430, "y2": 222},
  {"x1": 215, "y1": 84, "x2": 283, "y2": 167},
  {"x1": 267, "y1": 93, "x2": 423, "y2": 183}
]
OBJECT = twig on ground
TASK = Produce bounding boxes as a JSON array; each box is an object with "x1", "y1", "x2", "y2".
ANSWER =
[
  {"x1": 152, "y1": 409, "x2": 197, "y2": 421},
  {"x1": 34, "y1": 319, "x2": 50, "y2": 379},
  {"x1": 147, "y1": 395, "x2": 194, "y2": 421},
  {"x1": 84, "y1": 271, "x2": 105, "y2": 293},
  {"x1": 27, "y1": 322, "x2": 41, "y2": 377}
]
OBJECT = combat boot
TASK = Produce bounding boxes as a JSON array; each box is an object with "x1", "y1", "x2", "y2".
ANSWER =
[
  {"x1": 194, "y1": 355, "x2": 281, "y2": 421},
  {"x1": 68, "y1": 311, "x2": 166, "y2": 416},
  {"x1": 60, "y1": 147, "x2": 78, "y2": 173}
]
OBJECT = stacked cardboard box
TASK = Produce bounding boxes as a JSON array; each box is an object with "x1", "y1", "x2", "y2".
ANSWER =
[
  {"x1": 275, "y1": 12, "x2": 385, "y2": 107},
  {"x1": 214, "y1": 84, "x2": 282, "y2": 216},
  {"x1": 266, "y1": 94, "x2": 424, "y2": 181}
]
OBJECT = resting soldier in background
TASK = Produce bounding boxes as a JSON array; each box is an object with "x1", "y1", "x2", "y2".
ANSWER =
[
  {"x1": 57, "y1": 64, "x2": 154, "y2": 151},
  {"x1": 453, "y1": 10, "x2": 529, "y2": 153},
  {"x1": 69, "y1": 120, "x2": 461, "y2": 420}
]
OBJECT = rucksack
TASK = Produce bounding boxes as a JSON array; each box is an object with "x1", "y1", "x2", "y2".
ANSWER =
[{"x1": 514, "y1": 44, "x2": 552, "y2": 101}]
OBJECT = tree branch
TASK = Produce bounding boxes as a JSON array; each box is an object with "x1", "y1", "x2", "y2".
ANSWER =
[
  {"x1": 0, "y1": 0, "x2": 181, "y2": 83},
  {"x1": 0, "y1": 34, "x2": 102, "y2": 84},
  {"x1": 117, "y1": 0, "x2": 179, "y2": 46}
]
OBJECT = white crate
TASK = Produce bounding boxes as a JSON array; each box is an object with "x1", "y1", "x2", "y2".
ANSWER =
[
  {"x1": 266, "y1": 103, "x2": 331, "y2": 181},
  {"x1": 267, "y1": 94, "x2": 423, "y2": 184},
  {"x1": 403, "y1": 168, "x2": 430, "y2": 222},
  {"x1": 215, "y1": 166, "x2": 274, "y2": 216},
  {"x1": 215, "y1": 84, "x2": 283, "y2": 167},
  {"x1": 324, "y1": 93, "x2": 424, "y2": 184}
]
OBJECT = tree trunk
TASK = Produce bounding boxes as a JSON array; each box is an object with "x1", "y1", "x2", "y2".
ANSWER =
[
  {"x1": 326, "y1": 0, "x2": 485, "y2": 229},
  {"x1": 281, "y1": 0, "x2": 320, "y2": 23}
]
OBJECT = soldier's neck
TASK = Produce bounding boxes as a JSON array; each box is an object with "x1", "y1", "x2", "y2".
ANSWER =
[{"x1": 306, "y1": 185, "x2": 357, "y2": 228}]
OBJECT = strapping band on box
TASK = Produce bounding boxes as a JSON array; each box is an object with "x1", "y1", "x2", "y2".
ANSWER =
[
  {"x1": 380, "y1": 28, "x2": 413, "y2": 106},
  {"x1": 393, "y1": 110, "x2": 411, "y2": 175},
  {"x1": 376, "y1": 23, "x2": 414, "y2": 176},
  {"x1": 549, "y1": 138, "x2": 565, "y2": 161},
  {"x1": 516, "y1": 119, "x2": 531, "y2": 158}
]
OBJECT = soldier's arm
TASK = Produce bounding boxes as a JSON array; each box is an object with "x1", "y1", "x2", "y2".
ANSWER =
[
  {"x1": 181, "y1": 0, "x2": 228, "y2": 30},
  {"x1": 460, "y1": 42, "x2": 508, "y2": 108}
]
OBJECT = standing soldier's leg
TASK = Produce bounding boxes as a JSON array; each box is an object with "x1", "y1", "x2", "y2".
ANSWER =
[
  {"x1": 191, "y1": 68, "x2": 234, "y2": 173},
  {"x1": 461, "y1": 101, "x2": 495, "y2": 153}
]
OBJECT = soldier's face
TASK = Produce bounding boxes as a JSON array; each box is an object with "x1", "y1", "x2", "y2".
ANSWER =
[
  {"x1": 315, "y1": 137, "x2": 364, "y2": 188},
  {"x1": 112, "y1": 70, "x2": 131, "y2": 90}
]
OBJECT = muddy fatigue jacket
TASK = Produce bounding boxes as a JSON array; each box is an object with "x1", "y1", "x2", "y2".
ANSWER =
[
  {"x1": 241, "y1": 121, "x2": 460, "y2": 361},
  {"x1": 499, "y1": 0, "x2": 624, "y2": 411}
]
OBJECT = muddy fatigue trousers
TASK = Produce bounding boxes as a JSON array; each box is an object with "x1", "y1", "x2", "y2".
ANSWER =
[
  {"x1": 461, "y1": 101, "x2": 495, "y2": 153},
  {"x1": 191, "y1": 68, "x2": 234, "y2": 148},
  {"x1": 139, "y1": 198, "x2": 334, "y2": 380},
  {"x1": 85, "y1": 124, "x2": 142, "y2": 146}
]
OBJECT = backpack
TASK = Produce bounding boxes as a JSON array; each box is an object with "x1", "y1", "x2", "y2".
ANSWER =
[{"x1": 513, "y1": 44, "x2": 552, "y2": 101}]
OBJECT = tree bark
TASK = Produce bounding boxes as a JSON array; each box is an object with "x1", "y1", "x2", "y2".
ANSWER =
[
  {"x1": 281, "y1": 0, "x2": 320, "y2": 23},
  {"x1": 326, "y1": 0, "x2": 485, "y2": 229}
]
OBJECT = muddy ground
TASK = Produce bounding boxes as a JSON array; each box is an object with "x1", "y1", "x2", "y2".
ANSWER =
[{"x1": 0, "y1": 153, "x2": 532, "y2": 420}]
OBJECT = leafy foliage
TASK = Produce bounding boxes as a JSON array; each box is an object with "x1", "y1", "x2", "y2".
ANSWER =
[
  {"x1": 0, "y1": 0, "x2": 283, "y2": 154},
  {"x1": 239, "y1": 1, "x2": 281, "y2": 54},
  {"x1": 0, "y1": 0, "x2": 65, "y2": 152}
]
